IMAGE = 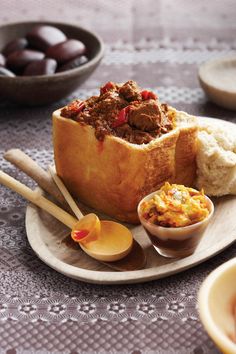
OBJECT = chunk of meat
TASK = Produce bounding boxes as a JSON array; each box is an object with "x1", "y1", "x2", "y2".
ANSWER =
[
  {"x1": 91, "y1": 91, "x2": 127, "y2": 119},
  {"x1": 114, "y1": 124, "x2": 154, "y2": 144},
  {"x1": 127, "y1": 131, "x2": 155, "y2": 144},
  {"x1": 119, "y1": 80, "x2": 142, "y2": 101},
  {"x1": 114, "y1": 123, "x2": 133, "y2": 138},
  {"x1": 128, "y1": 100, "x2": 163, "y2": 131},
  {"x1": 61, "y1": 100, "x2": 85, "y2": 118}
]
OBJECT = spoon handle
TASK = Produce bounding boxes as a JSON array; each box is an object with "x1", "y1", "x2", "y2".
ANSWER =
[
  {"x1": 48, "y1": 166, "x2": 84, "y2": 220},
  {"x1": 4, "y1": 149, "x2": 70, "y2": 212},
  {"x1": 0, "y1": 170, "x2": 77, "y2": 229}
]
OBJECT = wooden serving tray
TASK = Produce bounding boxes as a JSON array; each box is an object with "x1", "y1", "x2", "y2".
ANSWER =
[{"x1": 25, "y1": 118, "x2": 236, "y2": 284}]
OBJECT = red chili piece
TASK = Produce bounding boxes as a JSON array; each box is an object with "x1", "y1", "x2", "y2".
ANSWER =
[
  {"x1": 73, "y1": 229, "x2": 89, "y2": 240},
  {"x1": 100, "y1": 81, "x2": 115, "y2": 94},
  {"x1": 69, "y1": 100, "x2": 85, "y2": 114},
  {"x1": 141, "y1": 90, "x2": 157, "y2": 100},
  {"x1": 112, "y1": 106, "x2": 130, "y2": 128}
]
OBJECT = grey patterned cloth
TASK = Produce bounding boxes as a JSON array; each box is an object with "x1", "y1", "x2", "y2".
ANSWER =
[{"x1": 0, "y1": 0, "x2": 236, "y2": 353}]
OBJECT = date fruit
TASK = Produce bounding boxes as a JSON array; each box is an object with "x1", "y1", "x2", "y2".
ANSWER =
[
  {"x1": 27, "y1": 25, "x2": 67, "y2": 51},
  {"x1": 57, "y1": 55, "x2": 88, "y2": 72},
  {"x1": 0, "y1": 67, "x2": 15, "y2": 77},
  {"x1": 7, "y1": 49, "x2": 45, "y2": 72},
  {"x1": 0, "y1": 53, "x2": 6, "y2": 66},
  {"x1": 46, "y1": 39, "x2": 86, "y2": 64},
  {"x1": 2, "y1": 38, "x2": 28, "y2": 56},
  {"x1": 23, "y1": 58, "x2": 57, "y2": 76}
]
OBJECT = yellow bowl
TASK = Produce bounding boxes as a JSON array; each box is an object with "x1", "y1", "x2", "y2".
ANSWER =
[{"x1": 198, "y1": 258, "x2": 236, "y2": 354}]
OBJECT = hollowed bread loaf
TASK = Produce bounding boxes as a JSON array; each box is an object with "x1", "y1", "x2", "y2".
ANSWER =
[{"x1": 53, "y1": 107, "x2": 198, "y2": 224}]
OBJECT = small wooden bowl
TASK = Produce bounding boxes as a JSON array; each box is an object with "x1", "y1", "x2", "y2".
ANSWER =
[
  {"x1": 198, "y1": 56, "x2": 236, "y2": 110},
  {"x1": 0, "y1": 21, "x2": 104, "y2": 105}
]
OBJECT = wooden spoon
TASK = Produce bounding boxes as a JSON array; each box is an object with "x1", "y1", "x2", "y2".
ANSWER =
[
  {"x1": 0, "y1": 169, "x2": 146, "y2": 270},
  {"x1": 4, "y1": 149, "x2": 71, "y2": 212},
  {"x1": 49, "y1": 166, "x2": 146, "y2": 268},
  {"x1": 0, "y1": 170, "x2": 77, "y2": 228}
]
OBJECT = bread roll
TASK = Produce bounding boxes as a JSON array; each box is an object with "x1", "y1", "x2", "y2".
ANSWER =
[
  {"x1": 53, "y1": 107, "x2": 198, "y2": 223},
  {"x1": 196, "y1": 122, "x2": 236, "y2": 196}
]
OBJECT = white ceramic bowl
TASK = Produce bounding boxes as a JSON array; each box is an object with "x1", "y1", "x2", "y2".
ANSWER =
[
  {"x1": 137, "y1": 191, "x2": 214, "y2": 258},
  {"x1": 198, "y1": 56, "x2": 236, "y2": 110},
  {"x1": 198, "y1": 258, "x2": 236, "y2": 354}
]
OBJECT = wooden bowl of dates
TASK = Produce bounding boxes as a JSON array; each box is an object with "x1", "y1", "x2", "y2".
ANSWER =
[{"x1": 0, "y1": 21, "x2": 104, "y2": 105}]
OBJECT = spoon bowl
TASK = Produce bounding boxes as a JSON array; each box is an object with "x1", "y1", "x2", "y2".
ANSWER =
[
  {"x1": 79, "y1": 220, "x2": 133, "y2": 262},
  {"x1": 71, "y1": 213, "x2": 101, "y2": 243},
  {"x1": 71, "y1": 212, "x2": 134, "y2": 262}
]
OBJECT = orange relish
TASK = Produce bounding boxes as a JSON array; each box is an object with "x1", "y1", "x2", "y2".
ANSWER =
[{"x1": 141, "y1": 182, "x2": 210, "y2": 228}]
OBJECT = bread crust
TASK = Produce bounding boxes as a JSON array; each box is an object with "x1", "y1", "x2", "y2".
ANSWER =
[{"x1": 53, "y1": 107, "x2": 198, "y2": 223}]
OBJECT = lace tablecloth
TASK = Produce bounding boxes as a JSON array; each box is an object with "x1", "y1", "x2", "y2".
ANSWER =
[{"x1": 0, "y1": 1, "x2": 236, "y2": 353}]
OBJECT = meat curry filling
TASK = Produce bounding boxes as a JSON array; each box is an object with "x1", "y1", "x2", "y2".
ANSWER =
[{"x1": 61, "y1": 80, "x2": 175, "y2": 145}]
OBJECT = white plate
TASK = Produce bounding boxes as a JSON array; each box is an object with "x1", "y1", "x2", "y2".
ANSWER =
[{"x1": 25, "y1": 117, "x2": 236, "y2": 284}]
